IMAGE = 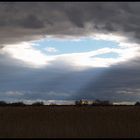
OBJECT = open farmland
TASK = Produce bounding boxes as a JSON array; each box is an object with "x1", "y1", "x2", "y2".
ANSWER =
[{"x1": 0, "y1": 106, "x2": 140, "y2": 138}]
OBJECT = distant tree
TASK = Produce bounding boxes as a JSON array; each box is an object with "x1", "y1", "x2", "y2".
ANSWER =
[
  {"x1": 32, "y1": 101, "x2": 44, "y2": 106},
  {"x1": 75, "y1": 100, "x2": 83, "y2": 106},
  {"x1": 135, "y1": 102, "x2": 140, "y2": 106},
  {"x1": 75, "y1": 100, "x2": 80, "y2": 106},
  {"x1": 75, "y1": 99, "x2": 89, "y2": 106},
  {"x1": 0, "y1": 101, "x2": 8, "y2": 106}
]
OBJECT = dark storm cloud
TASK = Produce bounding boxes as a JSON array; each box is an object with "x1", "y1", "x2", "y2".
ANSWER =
[
  {"x1": 0, "y1": 2, "x2": 140, "y2": 45},
  {"x1": 20, "y1": 15, "x2": 45, "y2": 29}
]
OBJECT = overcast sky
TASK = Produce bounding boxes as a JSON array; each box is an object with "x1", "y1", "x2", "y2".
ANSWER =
[{"x1": 0, "y1": 2, "x2": 140, "y2": 103}]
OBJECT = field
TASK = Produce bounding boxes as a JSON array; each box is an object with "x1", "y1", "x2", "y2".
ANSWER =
[{"x1": 0, "y1": 105, "x2": 140, "y2": 138}]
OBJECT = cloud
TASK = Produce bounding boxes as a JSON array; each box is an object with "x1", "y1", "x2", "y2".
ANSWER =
[
  {"x1": 44, "y1": 47, "x2": 58, "y2": 53},
  {"x1": 1, "y1": 42, "x2": 52, "y2": 68},
  {"x1": 0, "y1": 52, "x2": 105, "y2": 101},
  {"x1": 46, "y1": 46, "x2": 139, "y2": 70},
  {"x1": 0, "y1": 2, "x2": 140, "y2": 45},
  {"x1": 5, "y1": 91, "x2": 24, "y2": 97},
  {"x1": 0, "y1": 48, "x2": 140, "y2": 102},
  {"x1": 74, "y1": 56, "x2": 140, "y2": 102}
]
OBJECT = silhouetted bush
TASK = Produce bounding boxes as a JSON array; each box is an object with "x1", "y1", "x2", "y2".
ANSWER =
[
  {"x1": 32, "y1": 101, "x2": 44, "y2": 106},
  {"x1": 135, "y1": 102, "x2": 140, "y2": 106},
  {"x1": 0, "y1": 101, "x2": 8, "y2": 106}
]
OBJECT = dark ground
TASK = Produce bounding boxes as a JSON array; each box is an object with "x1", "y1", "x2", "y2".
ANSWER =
[{"x1": 0, "y1": 105, "x2": 140, "y2": 138}]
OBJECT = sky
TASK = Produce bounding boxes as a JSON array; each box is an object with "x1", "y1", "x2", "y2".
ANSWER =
[{"x1": 0, "y1": 2, "x2": 140, "y2": 103}]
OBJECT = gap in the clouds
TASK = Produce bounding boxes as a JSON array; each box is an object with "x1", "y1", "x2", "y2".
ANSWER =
[
  {"x1": 33, "y1": 37, "x2": 120, "y2": 58},
  {"x1": 3, "y1": 35, "x2": 138, "y2": 69}
]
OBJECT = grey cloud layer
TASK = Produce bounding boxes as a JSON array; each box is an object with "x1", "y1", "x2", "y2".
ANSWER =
[
  {"x1": 1, "y1": 53, "x2": 140, "y2": 102},
  {"x1": 0, "y1": 2, "x2": 140, "y2": 45},
  {"x1": 0, "y1": 53, "x2": 104, "y2": 101}
]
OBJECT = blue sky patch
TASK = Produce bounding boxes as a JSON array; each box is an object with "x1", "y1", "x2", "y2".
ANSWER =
[{"x1": 33, "y1": 37, "x2": 120, "y2": 58}]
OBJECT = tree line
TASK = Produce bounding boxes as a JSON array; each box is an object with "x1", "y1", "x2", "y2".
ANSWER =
[
  {"x1": 0, "y1": 101, "x2": 44, "y2": 106},
  {"x1": 0, "y1": 100, "x2": 140, "y2": 106}
]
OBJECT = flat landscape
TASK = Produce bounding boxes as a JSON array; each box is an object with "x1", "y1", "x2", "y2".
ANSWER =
[{"x1": 0, "y1": 106, "x2": 140, "y2": 138}]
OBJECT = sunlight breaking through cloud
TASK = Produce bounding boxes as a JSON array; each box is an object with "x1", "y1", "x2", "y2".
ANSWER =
[{"x1": 1, "y1": 33, "x2": 140, "y2": 70}]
